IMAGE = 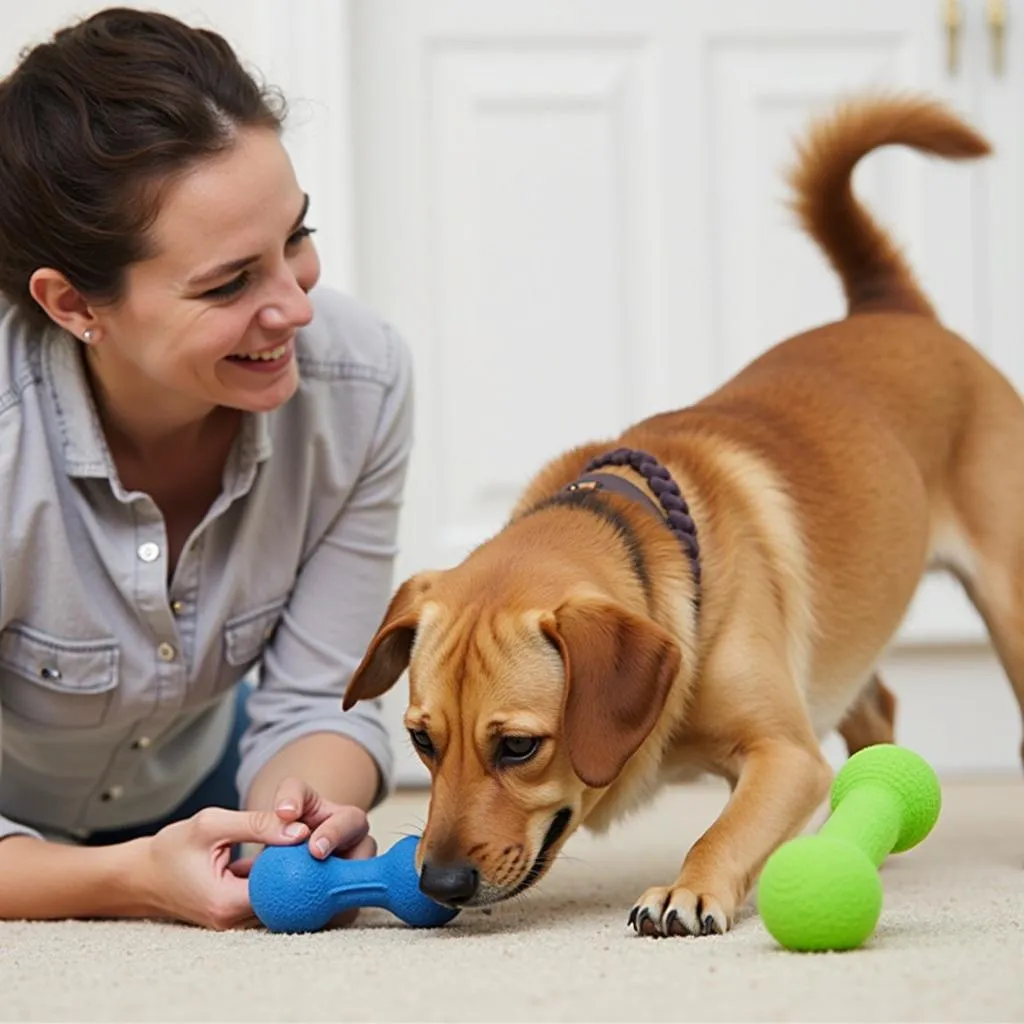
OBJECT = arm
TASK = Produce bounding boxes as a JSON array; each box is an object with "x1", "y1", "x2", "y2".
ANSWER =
[
  {"x1": 0, "y1": 833, "x2": 149, "y2": 920},
  {"x1": 244, "y1": 732, "x2": 379, "y2": 815},
  {"x1": 238, "y1": 322, "x2": 415, "y2": 816}
]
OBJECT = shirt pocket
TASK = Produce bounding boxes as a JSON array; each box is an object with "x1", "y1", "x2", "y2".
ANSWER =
[
  {"x1": 221, "y1": 596, "x2": 289, "y2": 680},
  {"x1": 0, "y1": 624, "x2": 120, "y2": 729}
]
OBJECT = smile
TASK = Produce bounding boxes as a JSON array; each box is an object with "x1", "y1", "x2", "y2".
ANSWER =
[{"x1": 227, "y1": 342, "x2": 290, "y2": 362}]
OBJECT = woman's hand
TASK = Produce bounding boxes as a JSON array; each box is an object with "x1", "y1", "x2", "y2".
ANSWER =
[
  {"x1": 265, "y1": 777, "x2": 378, "y2": 927},
  {"x1": 270, "y1": 776, "x2": 378, "y2": 861},
  {"x1": 138, "y1": 806, "x2": 310, "y2": 930}
]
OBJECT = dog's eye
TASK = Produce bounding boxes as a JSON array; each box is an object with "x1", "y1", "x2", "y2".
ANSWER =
[
  {"x1": 408, "y1": 729, "x2": 435, "y2": 756},
  {"x1": 498, "y1": 736, "x2": 541, "y2": 765}
]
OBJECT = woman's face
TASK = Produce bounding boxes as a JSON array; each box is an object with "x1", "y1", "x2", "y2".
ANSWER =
[{"x1": 87, "y1": 126, "x2": 321, "y2": 418}]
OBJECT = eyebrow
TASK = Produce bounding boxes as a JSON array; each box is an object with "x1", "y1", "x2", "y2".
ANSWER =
[{"x1": 186, "y1": 193, "x2": 310, "y2": 289}]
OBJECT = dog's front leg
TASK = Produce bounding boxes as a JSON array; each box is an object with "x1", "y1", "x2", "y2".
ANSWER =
[{"x1": 629, "y1": 739, "x2": 831, "y2": 937}]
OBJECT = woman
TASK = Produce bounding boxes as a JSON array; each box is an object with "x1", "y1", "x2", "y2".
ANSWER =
[{"x1": 0, "y1": 7, "x2": 411, "y2": 929}]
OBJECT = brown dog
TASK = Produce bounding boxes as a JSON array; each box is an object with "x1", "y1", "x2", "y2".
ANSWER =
[{"x1": 343, "y1": 93, "x2": 1024, "y2": 937}]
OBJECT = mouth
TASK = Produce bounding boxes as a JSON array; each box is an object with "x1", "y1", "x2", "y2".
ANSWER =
[
  {"x1": 508, "y1": 807, "x2": 573, "y2": 899},
  {"x1": 225, "y1": 339, "x2": 293, "y2": 372}
]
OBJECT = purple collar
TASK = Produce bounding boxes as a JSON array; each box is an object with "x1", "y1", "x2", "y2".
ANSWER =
[{"x1": 564, "y1": 447, "x2": 702, "y2": 599}]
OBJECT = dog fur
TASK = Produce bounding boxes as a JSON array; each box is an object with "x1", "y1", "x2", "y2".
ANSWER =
[{"x1": 343, "y1": 93, "x2": 1024, "y2": 937}]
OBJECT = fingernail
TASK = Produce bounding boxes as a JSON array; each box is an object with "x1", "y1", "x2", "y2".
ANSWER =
[
  {"x1": 315, "y1": 837, "x2": 330, "y2": 857},
  {"x1": 277, "y1": 801, "x2": 297, "y2": 813},
  {"x1": 283, "y1": 823, "x2": 306, "y2": 838}
]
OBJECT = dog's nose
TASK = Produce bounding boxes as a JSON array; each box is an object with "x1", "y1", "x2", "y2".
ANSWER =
[{"x1": 419, "y1": 861, "x2": 480, "y2": 907}]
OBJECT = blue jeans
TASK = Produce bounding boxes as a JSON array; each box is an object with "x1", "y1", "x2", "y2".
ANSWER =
[{"x1": 82, "y1": 683, "x2": 249, "y2": 846}]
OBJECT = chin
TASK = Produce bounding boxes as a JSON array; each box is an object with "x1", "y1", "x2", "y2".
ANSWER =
[{"x1": 231, "y1": 370, "x2": 300, "y2": 413}]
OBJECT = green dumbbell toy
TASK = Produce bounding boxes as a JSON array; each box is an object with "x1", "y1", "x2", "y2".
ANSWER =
[{"x1": 757, "y1": 743, "x2": 941, "y2": 952}]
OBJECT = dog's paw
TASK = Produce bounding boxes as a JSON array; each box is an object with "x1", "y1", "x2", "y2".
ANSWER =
[{"x1": 627, "y1": 884, "x2": 731, "y2": 938}]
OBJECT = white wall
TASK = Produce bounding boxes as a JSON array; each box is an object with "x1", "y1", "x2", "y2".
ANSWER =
[
  {"x1": 5, "y1": 2, "x2": 1022, "y2": 785},
  {"x1": 4, "y1": 1, "x2": 359, "y2": 295}
]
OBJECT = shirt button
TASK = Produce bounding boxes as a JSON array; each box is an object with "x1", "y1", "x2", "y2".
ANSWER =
[
  {"x1": 170, "y1": 599, "x2": 184, "y2": 616},
  {"x1": 132, "y1": 736, "x2": 152, "y2": 750},
  {"x1": 100, "y1": 785, "x2": 124, "y2": 802},
  {"x1": 138, "y1": 541, "x2": 161, "y2": 563},
  {"x1": 157, "y1": 642, "x2": 176, "y2": 662}
]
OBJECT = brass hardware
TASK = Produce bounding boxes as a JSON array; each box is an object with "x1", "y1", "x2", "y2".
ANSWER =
[
  {"x1": 944, "y1": 0, "x2": 963, "y2": 74},
  {"x1": 988, "y1": 0, "x2": 1007, "y2": 75}
]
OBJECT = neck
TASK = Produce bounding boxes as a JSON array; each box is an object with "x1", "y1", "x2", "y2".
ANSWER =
[{"x1": 81, "y1": 346, "x2": 238, "y2": 463}]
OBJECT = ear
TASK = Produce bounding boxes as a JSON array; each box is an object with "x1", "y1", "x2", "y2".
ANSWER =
[
  {"x1": 28, "y1": 268, "x2": 96, "y2": 339},
  {"x1": 541, "y1": 599, "x2": 681, "y2": 789},
  {"x1": 342, "y1": 572, "x2": 437, "y2": 710}
]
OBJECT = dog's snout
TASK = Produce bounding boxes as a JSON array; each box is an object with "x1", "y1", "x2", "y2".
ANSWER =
[{"x1": 419, "y1": 861, "x2": 480, "y2": 907}]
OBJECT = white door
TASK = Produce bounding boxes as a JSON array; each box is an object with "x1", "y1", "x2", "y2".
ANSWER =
[{"x1": 350, "y1": 0, "x2": 1009, "y2": 782}]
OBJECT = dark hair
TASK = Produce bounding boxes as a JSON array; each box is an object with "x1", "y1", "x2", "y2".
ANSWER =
[{"x1": 0, "y1": 6, "x2": 287, "y2": 329}]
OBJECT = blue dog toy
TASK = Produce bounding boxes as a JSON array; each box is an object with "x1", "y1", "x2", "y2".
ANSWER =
[{"x1": 248, "y1": 834, "x2": 459, "y2": 932}]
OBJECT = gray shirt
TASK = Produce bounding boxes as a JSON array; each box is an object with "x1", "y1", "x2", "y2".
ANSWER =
[{"x1": 0, "y1": 286, "x2": 411, "y2": 841}]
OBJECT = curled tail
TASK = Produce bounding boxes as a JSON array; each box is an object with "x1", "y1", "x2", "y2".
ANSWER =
[{"x1": 787, "y1": 93, "x2": 991, "y2": 319}]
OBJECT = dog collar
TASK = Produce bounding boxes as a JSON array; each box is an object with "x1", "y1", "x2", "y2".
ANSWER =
[{"x1": 564, "y1": 447, "x2": 702, "y2": 595}]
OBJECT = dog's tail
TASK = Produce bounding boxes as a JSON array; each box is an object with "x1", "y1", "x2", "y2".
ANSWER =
[{"x1": 787, "y1": 93, "x2": 990, "y2": 319}]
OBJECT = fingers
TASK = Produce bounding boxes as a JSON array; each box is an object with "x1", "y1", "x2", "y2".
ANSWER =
[
  {"x1": 206, "y1": 875, "x2": 260, "y2": 931},
  {"x1": 307, "y1": 805, "x2": 370, "y2": 859},
  {"x1": 272, "y1": 776, "x2": 318, "y2": 824},
  {"x1": 190, "y1": 806, "x2": 309, "y2": 847},
  {"x1": 228, "y1": 856, "x2": 255, "y2": 878}
]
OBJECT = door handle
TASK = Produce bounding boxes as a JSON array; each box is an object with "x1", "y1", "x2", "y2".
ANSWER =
[
  {"x1": 945, "y1": 0, "x2": 963, "y2": 74},
  {"x1": 987, "y1": 0, "x2": 1007, "y2": 75}
]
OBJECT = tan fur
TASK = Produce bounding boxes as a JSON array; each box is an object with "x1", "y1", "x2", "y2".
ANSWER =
[{"x1": 344, "y1": 93, "x2": 1024, "y2": 936}]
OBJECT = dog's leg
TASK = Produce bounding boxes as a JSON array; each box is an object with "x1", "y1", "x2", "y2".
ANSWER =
[
  {"x1": 629, "y1": 737, "x2": 831, "y2": 937},
  {"x1": 945, "y1": 386, "x2": 1024, "y2": 772},
  {"x1": 837, "y1": 673, "x2": 897, "y2": 756},
  {"x1": 958, "y1": 564, "x2": 1024, "y2": 771}
]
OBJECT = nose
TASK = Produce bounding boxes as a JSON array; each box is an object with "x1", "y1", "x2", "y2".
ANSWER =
[
  {"x1": 419, "y1": 861, "x2": 480, "y2": 907},
  {"x1": 260, "y1": 275, "x2": 314, "y2": 333}
]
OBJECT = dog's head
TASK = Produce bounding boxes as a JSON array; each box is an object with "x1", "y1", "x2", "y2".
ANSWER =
[{"x1": 342, "y1": 547, "x2": 681, "y2": 908}]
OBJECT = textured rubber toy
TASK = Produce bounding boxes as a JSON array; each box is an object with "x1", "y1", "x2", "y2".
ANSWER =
[
  {"x1": 757, "y1": 744, "x2": 941, "y2": 952},
  {"x1": 249, "y1": 834, "x2": 460, "y2": 933}
]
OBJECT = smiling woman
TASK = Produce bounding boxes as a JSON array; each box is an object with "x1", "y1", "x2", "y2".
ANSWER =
[{"x1": 0, "y1": 6, "x2": 414, "y2": 930}]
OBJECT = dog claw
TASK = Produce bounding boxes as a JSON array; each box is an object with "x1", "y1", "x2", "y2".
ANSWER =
[
  {"x1": 637, "y1": 907, "x2": 660, "y2": 937},
  {"x1": 665, "y1": 908, "x2": 689, "y2": 937},
  {"x1": 701, "y1": 913, "x2": 721, "y2": 936},
  {"x1": 629, "y1": 905, "x2": 664, "y2": 937}
]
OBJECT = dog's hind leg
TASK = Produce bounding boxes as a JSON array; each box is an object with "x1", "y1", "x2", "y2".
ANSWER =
[
  {"x1": 837, "y1": 673, "x2": 897, "y2": 755},
  {"x1": 944, "y1": 383, "x2": 1024, "y2": 772},
  {"x1": 956, "y1": 557, "x2": 1024, "y2": 771}
]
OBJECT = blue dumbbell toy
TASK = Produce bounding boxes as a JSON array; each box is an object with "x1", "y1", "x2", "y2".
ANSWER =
[{"x1": 248, "y1": 834, "x2": 459, "y2": 932}]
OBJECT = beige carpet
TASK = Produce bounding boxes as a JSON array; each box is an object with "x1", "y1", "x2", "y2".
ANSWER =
[{"x1": 1, "y1": 776, "x2": 1022, "y2": 1023}]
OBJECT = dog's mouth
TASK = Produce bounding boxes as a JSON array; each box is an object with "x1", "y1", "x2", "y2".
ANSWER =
[{"x1": 507, "y1": 806, "x2": 574, "y2": 899}]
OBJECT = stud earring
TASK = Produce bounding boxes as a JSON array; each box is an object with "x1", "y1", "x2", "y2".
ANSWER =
[{"x1": 82, "y1": 328, "x2": 96, "y2": 344}]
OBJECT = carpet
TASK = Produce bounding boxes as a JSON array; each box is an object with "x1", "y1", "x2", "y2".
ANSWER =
[{"x1": 1, "y1": 776, "x2": 1022, "y2": 1022}]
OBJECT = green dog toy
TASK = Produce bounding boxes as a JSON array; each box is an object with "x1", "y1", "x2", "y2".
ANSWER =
[{"x1": 757, "y1": 743, "x2": 941, "y2": 952}]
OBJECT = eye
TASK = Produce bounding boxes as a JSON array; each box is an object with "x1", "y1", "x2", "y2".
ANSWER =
[
  {"x1": 287, "y1": 224, "x2": 317, "y2": 247},
  {"x1": 202, "y1": 271, "x2": 250, "y2": 300},
  {"x1": 408, "y1": 728, "x2": 435, "y2": 757},
  {"x1": 497, "y1": 736, "x2": 541, "y2": 765}
]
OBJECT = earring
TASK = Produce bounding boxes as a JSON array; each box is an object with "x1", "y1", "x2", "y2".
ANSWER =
[{"x1": 82, "y1": 328, "x2": 96, "y2": 344}]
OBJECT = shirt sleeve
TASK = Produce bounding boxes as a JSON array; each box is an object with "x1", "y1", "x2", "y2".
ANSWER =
[
  {"x1": 235, "y1": 322, "x2": 414, "y2": 808},
  {"x1": 0, "y1": 813, "x2": 44, "y2": 841},
  {"x1": 0, "y1": 580, "x2": 43, "y2": 842}
]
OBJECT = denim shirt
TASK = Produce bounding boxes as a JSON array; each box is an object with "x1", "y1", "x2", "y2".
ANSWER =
[{"x1": 0, "y1": 286, "x2": 411, "y2": 840}]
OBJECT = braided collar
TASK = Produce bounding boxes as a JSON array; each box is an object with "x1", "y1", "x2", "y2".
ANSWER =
[{"x1": 563, "y1": 447, "x2": 702, "y2": 600}]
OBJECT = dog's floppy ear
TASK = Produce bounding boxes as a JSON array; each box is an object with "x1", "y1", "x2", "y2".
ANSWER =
[
  {"x1": 342, "y1": 572, "x2": 437, "y2": 710},
  {"x1": 541, "y1": 598, "x2": 681, "y2": 789}
]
